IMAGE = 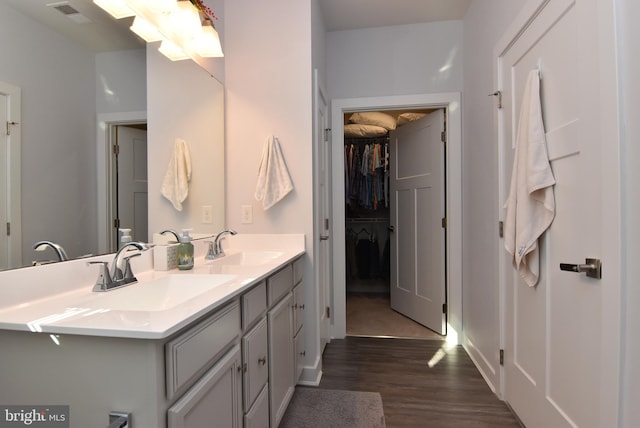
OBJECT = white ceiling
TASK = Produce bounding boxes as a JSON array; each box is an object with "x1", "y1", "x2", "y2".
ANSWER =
[
  {"x1": 4, "y1": 0, "x2": 143, "y2": 52},
  {"x1": 5, "y1": 0, "x2": 472, "y2": 53},
  {"x1": 319, "y1": 0, "x2": 471, "y2": 32}
]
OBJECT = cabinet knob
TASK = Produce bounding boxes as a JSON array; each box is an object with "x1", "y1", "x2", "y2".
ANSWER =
[
  {"x1": 258, "y1": 356, "x2": 267, "y2": 366},
  {"x1": 299, "y1": 304, "x2": 305, "y2": 310},
  {"x1": 300, "y1": 350, "x2": 306, "y2": 357}
]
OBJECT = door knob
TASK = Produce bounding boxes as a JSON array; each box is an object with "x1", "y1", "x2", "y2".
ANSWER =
[{"x1": 559, "y1": 258, "x2": 602, "y2": 279}]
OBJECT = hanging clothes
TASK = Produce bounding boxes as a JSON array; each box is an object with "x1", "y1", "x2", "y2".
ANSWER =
[{"x1": 344, "y1": 138, "x2": 390, "y2": 212}]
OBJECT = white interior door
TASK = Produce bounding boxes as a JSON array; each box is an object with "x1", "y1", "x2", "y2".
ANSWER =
[
  {"x1": 390, "y1": 110, "x2": 446, "y2": 335},
  {"x1": 498, "y1": 0, "x2": 620, "y2": 426},
  {"x1": 116, "y1": 126, "x2": 148, "y2": 245},
  {"x1": 314, "y1": 70, "x2": 331, "y2": 352}
]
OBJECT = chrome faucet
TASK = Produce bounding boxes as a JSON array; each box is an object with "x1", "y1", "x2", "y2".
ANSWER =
[
  {"x1": 33, "y1": 240, "x2": 69, "y2": 263},
  {"x1": 160, "y1": 229, "x2": 180, "y2": 243},
  {"x1": 206, "y1": 229, "x2": 237, "y2": 260},
  {"x1": 88, "y1": 241, "x2": 149, "y2": 292}
]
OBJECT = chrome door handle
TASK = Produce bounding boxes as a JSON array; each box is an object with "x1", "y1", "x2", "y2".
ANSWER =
[{"x1": 560, "y1": 258, "x2": 602, "y2": 279}]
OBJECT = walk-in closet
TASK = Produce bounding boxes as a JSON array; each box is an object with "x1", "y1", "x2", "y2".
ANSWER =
[{"x1": 343, "y1": 110, "x2": 444, "y2": 339}]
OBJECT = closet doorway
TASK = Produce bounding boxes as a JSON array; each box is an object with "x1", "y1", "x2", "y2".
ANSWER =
[
  {"x1": 330, "y1": 93, "x2": 462, "y2": 341},
  {"x1": 344, "y1": 108, "x2": 446, "y2": 338}
]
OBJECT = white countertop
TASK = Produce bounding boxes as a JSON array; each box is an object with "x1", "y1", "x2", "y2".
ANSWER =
[{"x1": 0, "y1": 234, "x2": 305, "y2": 339}]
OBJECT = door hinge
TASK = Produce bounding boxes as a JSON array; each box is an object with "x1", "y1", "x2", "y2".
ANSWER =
[
  {"x1": 324, "y1": 128, "x2": 331, "y2": 142},
  {"x1": 500, "y1": 349, "x2": 504, "y2": 366},
  {"x1": 324, "y1": 218, "x2": 329, "y2": 230},
  {"x1": 442, "y1": 303, "x2": 447, "y2": 314},
  {"x1": 326, "y1": 307, "x2": 331, "y2": 318},
  {"x1": 113, "y1": 218, "x2": 120, "y2": 229},
  {"x1": 113, "y1": 143, "x2": 120, "y2": 156},
  {"x1": 499, "y1": 221, "x2": 504, "y2": 238},
  {"x1": 6, "y1": 121, "x2": 19, "y2": 136},
  {"x1": 441, "y1": 131, "x2": 446, "y2": 143},
  {"x1": 489, "y1": 91, "x2": 503, "y2": 109},
  {"x1": 6, "y1": 222, "x2": 10, "y2": 236},
  {"x1": 441, "y1": 217, "x2": 447, "y2": 229}
]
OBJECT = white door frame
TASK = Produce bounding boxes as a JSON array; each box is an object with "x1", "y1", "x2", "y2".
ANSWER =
[
  {"x1": 96, "y1": 111, "x2": 147, "y2": 254},
  {"x1": 313, "y1": 69, "x2": 331, "y2": 353},
  {"x1": 0, "y1": 81, "x2": 21, "y2": 269},
  {"x1": 330, "y1": 93, "x2": 462, "y2": 340}
]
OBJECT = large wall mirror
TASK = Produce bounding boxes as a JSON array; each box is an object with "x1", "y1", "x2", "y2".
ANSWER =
[{"x1": 0, "y1": 0, "x2": 225, "y2": 271}]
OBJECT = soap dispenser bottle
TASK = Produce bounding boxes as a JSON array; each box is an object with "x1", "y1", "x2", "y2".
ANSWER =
[
  {"x1": 177, "y1": 229, "x2": 194, "y2": 270},
  {"x1": 119, "y1": 228, "x2": 132, "y2": 249}
]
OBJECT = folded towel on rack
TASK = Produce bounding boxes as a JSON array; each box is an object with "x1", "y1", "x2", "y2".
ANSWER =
[
  {"x1": 255, "y1": 135, "x2": 294, "y2": 210},
  {"x1": 504, "y1": 69, "x2": 555, "y2": 287},
  {"x1": 161, "y1": 138, "x2": 192, "y2": 211}
]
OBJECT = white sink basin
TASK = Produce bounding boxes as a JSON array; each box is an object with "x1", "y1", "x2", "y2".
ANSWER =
[
  {"x1": 81, "y1": 274, "x2": 236, "y2": 312},
  {"x1": 215, "y1": 251, "x2": 284, "y2": 266}
]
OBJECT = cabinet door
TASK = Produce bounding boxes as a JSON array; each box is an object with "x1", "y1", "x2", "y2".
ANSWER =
[
  {"x1": 168, "y1": 345, "x2": 242, "y2": 428},
  {"x1": 242, "y1": 317, "x2": 268, "y2": 411},
  {"x1": 244, "y1": 384, "x2": 269, "y2": 428},
  {"x1": 268, "y1": 293, "x2": 294, "y2": 427}
]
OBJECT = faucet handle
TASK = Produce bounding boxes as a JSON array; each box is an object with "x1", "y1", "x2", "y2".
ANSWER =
[
  {"x1": 88, "y1": 261, "x2": 113, "y2": 292},
  {"x1": 121, "y1": 253, "x2": 141, "y2": 280},
  {"x1": 205, "y1": 241, "x2": 216, "y2": 260}
]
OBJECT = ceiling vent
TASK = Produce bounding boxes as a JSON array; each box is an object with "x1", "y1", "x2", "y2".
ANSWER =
[{"x1": 47, "y1": 2, "x2": 91, "y2": 24}]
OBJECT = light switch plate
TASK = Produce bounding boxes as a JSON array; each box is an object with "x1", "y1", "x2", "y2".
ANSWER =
[
  {"x1": 241, "y1": 205, "x2": 253, "y2": 224},
  {"x1": 202, "y1": 205, "x2": 213, "y2": 224}
]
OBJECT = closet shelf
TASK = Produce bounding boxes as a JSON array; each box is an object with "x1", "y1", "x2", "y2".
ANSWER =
[{"x1": 346, "y1": 218, "x2": 389, "y2": 223}]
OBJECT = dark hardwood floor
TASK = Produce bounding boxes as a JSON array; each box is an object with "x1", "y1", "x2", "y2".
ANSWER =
[{"x1": 318, "y1": 337, "x2": 521, "y2": 428}]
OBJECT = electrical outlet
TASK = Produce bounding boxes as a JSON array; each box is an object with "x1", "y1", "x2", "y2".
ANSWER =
[
  {"x1": 202, "y1": 205, "x2": 213, "y2": 224},
  {"x1": 241, "y1": 205, "x2": 253, "y2": 224}
]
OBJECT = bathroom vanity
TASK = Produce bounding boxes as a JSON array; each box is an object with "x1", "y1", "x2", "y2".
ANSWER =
[{"x1": 0, "y1": 235, "x2": 305, "y2": 428}]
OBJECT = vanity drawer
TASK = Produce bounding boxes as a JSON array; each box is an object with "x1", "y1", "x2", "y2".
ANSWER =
[
  {"x1": 242, "y1": 280, "x2": 266, "y2": 330},
  {"x1": 267, "y1": 264, "x2": 293, "y2": 306},
  {"x1": 166, "y1": 301, "x2": 241, "y2": 399},
  {"x1": 293, "y1": 257, "x2": 304, "y2": 286}
]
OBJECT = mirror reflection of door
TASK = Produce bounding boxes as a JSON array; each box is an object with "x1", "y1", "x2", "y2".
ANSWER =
[
  {"x1": 0, "y1": 81, "x2": 21, "y2": 270},
  {"x1": 111, "y1": 124, "x2": 148, "y2": 251}
]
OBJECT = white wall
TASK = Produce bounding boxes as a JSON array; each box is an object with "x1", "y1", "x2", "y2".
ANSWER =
[
  {"x1": 326, "y1": 21, "x2": 463, "y2": 100},
  {"x1": 224, "y1": 0, "x2": 317, "y2": 380},
  {"x1": 146, "y1": 47, "x2": 225, "y2": 237},
  {"x1": 326, "y1": 21, "x2": 464, "y2": 336},
  {"x1": 96, "y1": 49, "x2": 146, "y2": 114},
  {"x1": 617, "y1": 0, "x2": 640, "y2": 424},
  {"x1": 0, "y1": 3, "x2": 97, "y2": 264},
  {"x1": 461, "y1": 0, "x2": 526, "y2": 393}
]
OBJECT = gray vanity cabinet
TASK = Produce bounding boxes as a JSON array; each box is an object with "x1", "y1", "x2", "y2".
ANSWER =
[{"x1": 0, "y1": 255, "x2": 304, "y2": 428}]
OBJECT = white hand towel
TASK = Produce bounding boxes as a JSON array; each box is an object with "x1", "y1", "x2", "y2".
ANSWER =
[
  {"x1": 255, "y1": 135, "x2": 294, "y2": 210},
  {"x1": 161, "y1": 138, "x2": 192, "y2": 211},
  {"x1": 504, "y1": 69, "x2": 556, "y2": 287}
]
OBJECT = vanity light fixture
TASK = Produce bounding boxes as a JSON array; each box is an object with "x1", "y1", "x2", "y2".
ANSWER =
[{"x1": 93, "y1": 0, "x2": 224, "y2": 61}]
